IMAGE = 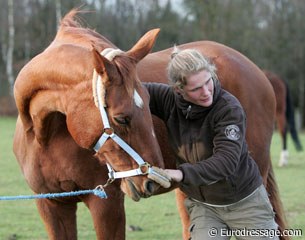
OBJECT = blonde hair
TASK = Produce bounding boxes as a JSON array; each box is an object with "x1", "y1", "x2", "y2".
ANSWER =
[{"x1": 167, "y1": 46, "x2": 217, "y2": 89}]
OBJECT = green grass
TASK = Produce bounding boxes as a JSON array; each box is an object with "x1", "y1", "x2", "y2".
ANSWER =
[{"x1": 0, "y1": 116, "x2": 304, "y2": 239}]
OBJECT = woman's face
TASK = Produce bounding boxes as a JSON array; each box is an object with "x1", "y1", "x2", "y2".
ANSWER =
[{"x1": 180, "y1": 70, "x2": 214, "y2": 107}]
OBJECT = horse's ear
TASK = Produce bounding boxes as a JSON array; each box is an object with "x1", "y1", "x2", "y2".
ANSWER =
[
  {"x1": 91, "y1": 47, "x2": 117, "y2": 85},
  {"x1": 127, "y1": 28, "x2": 160, "y2": 62}
]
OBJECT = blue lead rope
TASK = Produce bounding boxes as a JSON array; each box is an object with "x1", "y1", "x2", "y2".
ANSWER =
[{"x1": 0, "y1": 188, "x2": 107, "y2": 201}]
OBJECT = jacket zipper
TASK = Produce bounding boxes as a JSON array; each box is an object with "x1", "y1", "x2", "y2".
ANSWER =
[{"x1": 186, "y1": 105, "x2": 192, "y2": 119}]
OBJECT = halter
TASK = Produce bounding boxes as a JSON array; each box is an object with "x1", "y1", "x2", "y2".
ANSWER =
[{"x1": 92, "y1": 48, "x2": 157, "y2": 186}]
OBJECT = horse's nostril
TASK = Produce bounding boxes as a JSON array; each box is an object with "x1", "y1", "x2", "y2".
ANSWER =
[{"x1": 145, "y1": 180, "x2": 156, "y2": 194}]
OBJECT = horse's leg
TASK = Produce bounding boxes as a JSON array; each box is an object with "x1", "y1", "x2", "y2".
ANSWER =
[
  {"x1": 36, "y1": 198, "x2": 77, "y2": 240},
  {"x1": 175, "y1": 189, "x2": 190, "y2": 240},
  {"x1": 83, "y1": 186, "x2": 125, "y2": 240},
  {"x1": 266, "y1": 167, "x2": 289, "y2": 240},
  {"x1": 277, "y1": 111, "x2": 288, "y2": 167},
  {"x1": 254, "y1": 119, "x2": 289, "y2": 239},
  {"x1": 285, "y1": 84, "x2": 303, "y2": 151}
]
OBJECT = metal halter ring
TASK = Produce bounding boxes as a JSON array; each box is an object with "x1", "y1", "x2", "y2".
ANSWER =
[
  {"x1": 104, "y1": 127, "x2": 114, "y2": 135},
  {"x1": 139, "y1": 162, "x2": 151, "y2": 175}
]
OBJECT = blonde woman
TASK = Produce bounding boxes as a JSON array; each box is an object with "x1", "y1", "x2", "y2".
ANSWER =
[{"x1": 145, "y1": 47, "x2": 279, "y2": 240}]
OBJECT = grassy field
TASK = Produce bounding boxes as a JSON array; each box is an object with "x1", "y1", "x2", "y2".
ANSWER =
[{"x1": 0, "y1": 116, "x2": 304, "y2": 240}]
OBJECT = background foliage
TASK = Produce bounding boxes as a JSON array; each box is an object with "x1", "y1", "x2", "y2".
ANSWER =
[{"x1": 0, "y1": 0, "x2": 305, "y2": 128}]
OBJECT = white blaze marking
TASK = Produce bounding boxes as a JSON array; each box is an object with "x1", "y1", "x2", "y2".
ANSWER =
[{"x1": 134, "y1": 90, "x2": 144, "y2": 108}]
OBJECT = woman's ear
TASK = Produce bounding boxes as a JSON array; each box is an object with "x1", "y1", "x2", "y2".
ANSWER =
[{"x1": 174, "y1": 85, "x2": 184, "y2": 96}]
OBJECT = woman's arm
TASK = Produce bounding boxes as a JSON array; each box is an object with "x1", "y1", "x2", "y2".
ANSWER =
[{"x1": 143, "y1": 82, "x2": 175, "y2": 120}]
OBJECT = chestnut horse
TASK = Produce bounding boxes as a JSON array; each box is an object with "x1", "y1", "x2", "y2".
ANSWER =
[
  {"x1": 263, "y1": 70, "x2": 303, "y2": 167},
  {"x1": 13, "y1": 10, "x2": 288, "y2": 240},
  {"x1": 13, "y1": 12, "x2": 168, "y2": 240}
]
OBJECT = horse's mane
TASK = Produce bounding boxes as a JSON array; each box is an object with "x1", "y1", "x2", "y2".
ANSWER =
[
  {"x1": 59, "y1": 8, "x2": 83, "y2": 28},
  {"x1": 53, "y1": 9, "x2": 115, "y2": 50}
]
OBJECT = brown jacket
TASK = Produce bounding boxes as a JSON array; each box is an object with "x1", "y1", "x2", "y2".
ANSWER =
[{"x1": 144, "y1": 81, "x2": 262, "y2": 205}]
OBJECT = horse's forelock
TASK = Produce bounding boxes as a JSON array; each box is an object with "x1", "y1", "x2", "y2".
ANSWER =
[{"x1": 115, "y1": 56, "x2": 139, "y2": 100}]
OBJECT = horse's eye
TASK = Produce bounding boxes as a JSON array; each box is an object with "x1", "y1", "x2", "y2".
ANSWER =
[{"x1": 113, "y1": 116, "x2": 130, "y2": 126}]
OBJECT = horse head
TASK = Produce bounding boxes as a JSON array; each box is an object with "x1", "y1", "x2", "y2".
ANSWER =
[
  {"x1": 90, "y1": 29, "x2": 168, "y2": 200},
  {"x1": 14, "y1": 28, "x2": 166, "y2": 201}
]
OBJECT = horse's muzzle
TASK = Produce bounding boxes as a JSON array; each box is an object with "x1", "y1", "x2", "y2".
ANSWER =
[{"x1": 123, "y1": 178, "x2": 159, "y2": 201}]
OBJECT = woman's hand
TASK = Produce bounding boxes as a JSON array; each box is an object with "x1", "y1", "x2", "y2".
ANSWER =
[
  {"x1": 164, "y1": 169, "x2": 183, "y2": 182},
  {"x1": 147, "y1": 168, "x2": 183, "y2": 188}
]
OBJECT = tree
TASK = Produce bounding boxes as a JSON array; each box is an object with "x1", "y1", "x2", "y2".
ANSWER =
[
  {"x1": 0, "y1": 0, "x2": 304, "y2": 126},
  {"x1": 6, "y1": 0, "x2": 15, "y2": 96},
  {"x1": 55, "y1": 0, "x2": 62, "y2": 28}
]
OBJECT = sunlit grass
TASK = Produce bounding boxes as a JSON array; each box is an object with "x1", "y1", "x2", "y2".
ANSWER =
[{"x1": 0, "y1": 117, "x2": 304, "y2": 239}]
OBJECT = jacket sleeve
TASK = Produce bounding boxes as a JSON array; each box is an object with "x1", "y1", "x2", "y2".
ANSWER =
[
  {"x1": 178, "y1": 105, "x2": 247, "y2": 186},
  {"x1": 142, "y1": 82, "x2": 174, "y2": 121}
]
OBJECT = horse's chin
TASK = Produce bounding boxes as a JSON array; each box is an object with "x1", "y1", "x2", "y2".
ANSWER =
[
  {"x1": 121, "y1": 178, "x2": 155, "y2": 202},
  {"x1": 120, "y1": 179, "x2": 141, "y2": 201}
]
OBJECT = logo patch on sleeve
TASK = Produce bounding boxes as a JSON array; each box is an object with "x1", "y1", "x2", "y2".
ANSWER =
[{"x1": 225, "y1": 125, "x2": 240, "y2": 141}]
